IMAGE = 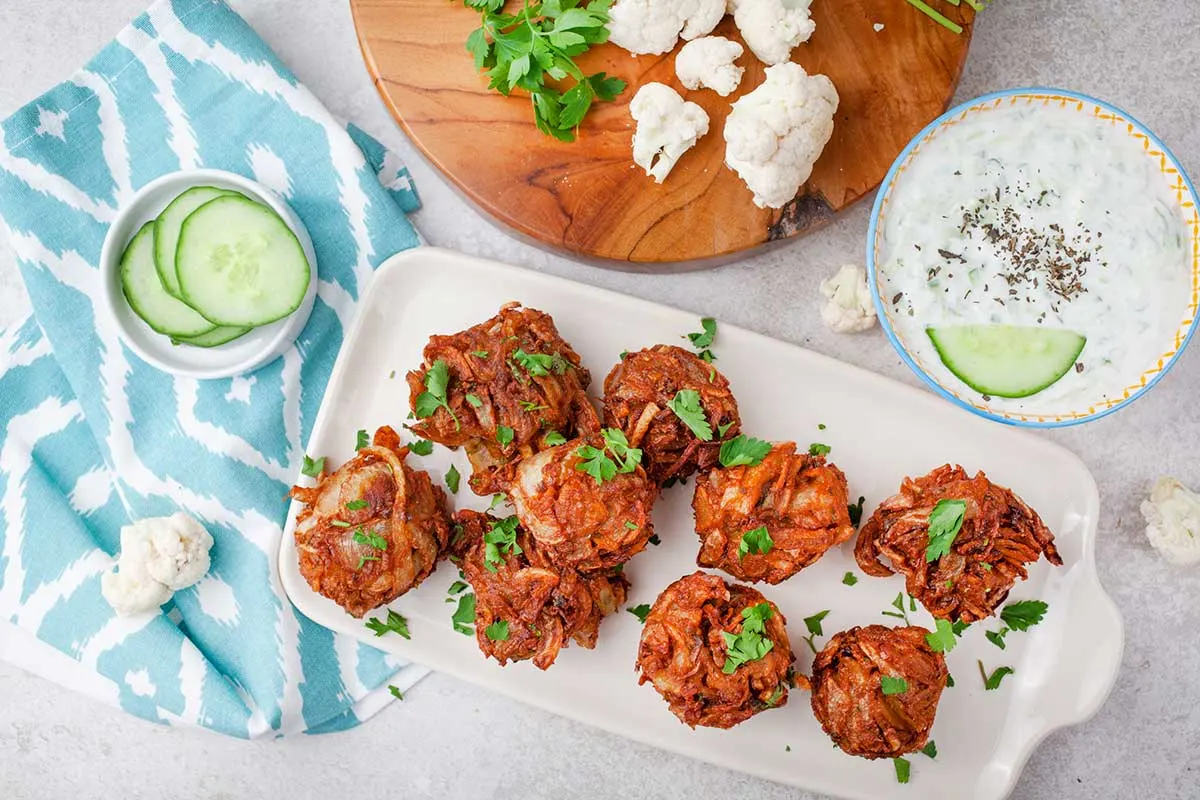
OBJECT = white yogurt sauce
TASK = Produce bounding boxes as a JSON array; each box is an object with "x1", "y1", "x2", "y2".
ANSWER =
[{"x1": 878, "y1": 101, "x2": 1192, "y2": 415}]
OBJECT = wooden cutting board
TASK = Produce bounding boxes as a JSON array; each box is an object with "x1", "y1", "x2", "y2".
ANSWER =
[{"x1": 350, "y1": 0, "x2": 976, "y2": 266}]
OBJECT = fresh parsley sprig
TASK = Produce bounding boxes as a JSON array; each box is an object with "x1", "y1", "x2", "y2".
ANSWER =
[
  {"x1": 801, "y1": 609, "x2": 830, "y2": 654},
  {"x1": 719, "y1": 435, "x2": 771, "y2": 467},
  {"x1": 575, "y1": 428, "x2": 642, "y2": 484},
  {"x1": 721, "y1": 603, "x2": 776, "y2": 674},
  {"x1": 668, "y1": 389, "x2": 713, "y2": 441},
  {"x1": 925, "y1": 498, "x2": 966, "y2": 562},
  {"x1": 414, "y1": 359, "x2": 460, "y2": 430},
  {"x1": 627, "y1": 604, "x2": 651, "y2": 623},
  {"x1": 462, "y1": 0, "x2": 626, "y2": 142},
  {"x1": 483, "y1": 516, "x2": 522, "y2": 572},
  {"x1": 365, "y1": 609, "x2": 410, "y2": 639},
  {"x1": 738, "y1": 526, "x2": 773, "y2": 559},
  {"x1": 685, "y1": 317, "x2": 717, "y2": 362}
]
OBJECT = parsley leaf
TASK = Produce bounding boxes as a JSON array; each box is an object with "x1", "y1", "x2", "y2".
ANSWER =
[
  {"x1": 496, "y1": 425, "x2": 515, "y2": 447},
  {"x1": 808, "y1": 442, "x2": 831, "y2": 456},
  {"x1": 353, "y1": 529, "x2": 388, "y2": 551},
  {"x1": 764, "y1": 684, "x2": 785, "y2": 706},
  {"x1": 408, "y1": 439, "x2": 434, "y2": 456},
  {"x1": 356, "y1": 429, "x2": 369, "y2": 451},
  {"x1": 804, "y1": 609, "x2": 830, "y2": 637},
  {"x1": 365, "y1": 609, "x2": 410, "y2": 639},
  {"x1": 686, "y1": 318, "x2": 717, "y2": 362},
  {"x1": 924, "y1": 619, "x2": 958, "y2": 653},
  {"x1": 985, "y1": 628, "x2": 1009, "y2": 649},
  {"x1": 648, "y1": 534, "x2": 661, "y2": 546},
  {"x1": 414, "y1": 359, "x2": 459, "y2": 430},
  {"x1": 471, "y1": 350, "x2": 489, "y2": 359},
  {"x1": 624, "y1": 520, "x2": 638, "y2": 530},
  {"x1": 466, "y1": 393, "x2": 483, "y2": 408},
  {"x1": 543, "y1": 431, "x2": 566, "y2": 446},
  {"x1": 946, "y1": 674, "x2": 955, "y2": 688},
  {"x1": 880, "y1": 676, "x2": 909, "y2": 695},
  {"x1": 627, "y1": 604, "x2": 651, "y2": 623},
  {"x1": 717, "y1": 421, "x2": 735, "y2": 437},
  {"x1": 345, "y1": 499, "x2": 368, "y2": 511},
  {"x1": 483, "y1": 516, "x2": 522, "y2": 572},
  {"x1": 388, "y1": 685, "x2": 404, "y2": 701},
  {"x1": 719, "y1": 435, "x2": 771, "y2": 468},
  {"x1": 721, "y1": 603, "x2": 775, "y2": 674},
  {"x1": 485, "y1": 619, "x2": 510, "y2": 641},
  {"x1": 512, "y1": 349, "x2": 567, "y2": 377},
  {"x1": 301, "y1": 455, "x2": 325, "y2": 478},
  {"x1": 738, "y1": 526, "x2": 773, "y2": 558},
  {"x1": 1001, "y1": 600, "x2": 1048, "y2": 632},
  {"x1": 519, "y1": 400, "x2": 548, "y2": 411},
  {"x1": 451, "y1": 593, "x2": 476, "y2": 635},
  {"x1": 575, "y1": 428, "x2": 642, "y2": 484},
  {"x1": 447, "y1": 580, "x2": 469, "y2": 596},
  {"x1": 668, "y1": 389, "x2": 713, "y2": 441},
  {"x1": 951, "y1": 620, "x2": 970, "y2": 636},
  {"x1": 842, "y1": 571, "x2": 858, "y2": 586},
  {"x1": 925, "y1": 498, "x2": 967, "y2": 562},
  {"x1": 489, "y1": 493, "x2": 508, "y2": 510},
  {"x1": 894, "y1": 757, "x2": 911, "y2": 784},
  {"x1": 445, "y1": 465, "x2": 461, "y2": 494},
  {"x1": 979, "y1": 661, "x2": 1015, "y2": 690},
  {"x1": 848, "y1": 495, "x2": 866, "y2": 527},
  {"x1": 921, "y1": 740, "x2": 938, "y2": 759}
]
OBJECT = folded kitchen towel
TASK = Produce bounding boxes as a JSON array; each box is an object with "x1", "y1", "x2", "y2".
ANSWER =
[{"x1": 0, "y1": 0, "x2": 428, "y2": 737}]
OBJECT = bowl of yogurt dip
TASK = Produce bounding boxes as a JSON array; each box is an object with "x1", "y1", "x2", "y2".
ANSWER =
[{"x1": 868, "y1": 88, "x2": 1200, "y2": 427}]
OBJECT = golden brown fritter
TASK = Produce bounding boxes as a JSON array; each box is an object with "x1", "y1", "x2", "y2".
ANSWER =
[
  {"x1": 290, "y1": 426, "x2": 450, "y2": 618},
  {"x1": 509, "y1": 435, "x2": 658, "y2": 572},
  {"x1": 809, "y1": 625, "x2": 948, "y2": 759},
  {"x1": 603, "y1": 345, "x2": 741, "y2": 484},
  {"x1": 406, "y1": 303, "x2": 600, "y2": 496},
  {"x1": 636, "y1": 571, "x2": 795, "y2": 729},
  {"x1": 855, "y1": 464, "x2": 1062, "y2": 623},
  {"x1": 451, "y1": 510, "x2": 628, "y2": 670},
  {"x1": 693, "y1": 442, "x2": 855, "y2": 583}
]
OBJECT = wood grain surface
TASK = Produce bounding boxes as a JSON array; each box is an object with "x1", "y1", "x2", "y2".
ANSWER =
[{"x1": 351, "y1": 0, "x2": 976, "y2": 266}]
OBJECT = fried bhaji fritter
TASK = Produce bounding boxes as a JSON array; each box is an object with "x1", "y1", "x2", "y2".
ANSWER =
[
  {"x1": 603, "y1": 345, "x2": 741, "y2": 484},
  {"x1": 693, "y1": 442, "x2": 855, "y2": 583},
  {"x1": 407, "y1": 303, "x2": 600, "y2": 496},
  {"x1": 452, "y1": 510, "x2": 628, "y2": 670},
  {"x1": 636, "y1": 571, "x2": 795, "y2": 729},
  {"x1": 510, "y1": 436, "x2": 659, "y2": 572},
  {"x1": 809, "y1": 625, "x2": 947, "y2": 759},
  {"x1": 855, "y1": 464, "x2": 1062, "y2": 623},
  {"x1": 290, "y1": 426, "x2": 450, "y2": 618}
]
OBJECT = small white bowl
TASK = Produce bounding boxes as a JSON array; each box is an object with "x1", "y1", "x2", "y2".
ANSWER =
[{"x1": 99, "y1": 169, "x2": 318, "y2": 380}]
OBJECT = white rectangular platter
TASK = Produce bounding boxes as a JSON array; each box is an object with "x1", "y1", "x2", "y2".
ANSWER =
[{"x1": 280, "y1": 247, "x2": 1123, "y2": 800}]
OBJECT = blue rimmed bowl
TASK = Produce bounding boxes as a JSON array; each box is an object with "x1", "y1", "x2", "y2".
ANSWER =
[{"x1": 867, "y1": 87, "x2": 1200, "y2": 428}]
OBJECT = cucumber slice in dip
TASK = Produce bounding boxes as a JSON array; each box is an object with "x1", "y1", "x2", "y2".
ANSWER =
[{"x1": 926, "y1": 325, "x2": 1087, "y2": 399}]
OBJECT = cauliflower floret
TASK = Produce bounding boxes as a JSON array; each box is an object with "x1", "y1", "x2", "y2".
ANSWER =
[
  {"x1": 820, "y1": 264, "x2": 877, "y2": 333},
  {"x1": 1140, "y1": 477, "x2": 1200, "y2": 565},
  {"x1": 101, "y1": 513, "x2": 214, "y2": 616},
  {"x1": 608, "y1": 0, "x2": 726, "y2": 56},
  {"x1": 731, "y1": 0, "x2": 815, "y2": 65},
  {"x1": 723, "y1": 62, "x2": 838, "y2": 209},
  {"x1": 631, "y1": 83, "x2": 710, "y2": 183},
  {"x1": 675, "y1": 37, "x2": 745, "y2": 97}
]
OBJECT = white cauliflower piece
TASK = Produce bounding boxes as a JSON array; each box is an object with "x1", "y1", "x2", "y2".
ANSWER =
[
  {"x1": 675, "y1": 37, "x2": 745, "y2": 97},
  {"x1": 820, "y1": 264, "x2": 877, "y2": 333},
  {"x1": 630, "y1": 83, "x2": 710, "y2": 183},
  {"x1": 731, "y1": 0, "x2": 815, "y2": 65},
  {"x1": 1140, "y1": 477, "x2": 1200, "y2": 565},
  {"x1": 608, "y1": 0, "x2": 726, "y2": 56},
  {"x1": 101, "y1": 513, "x2": 214, "y2": 616},
  {"x1": 723, "y1": 62, "x2": 838, "y2": 208}
]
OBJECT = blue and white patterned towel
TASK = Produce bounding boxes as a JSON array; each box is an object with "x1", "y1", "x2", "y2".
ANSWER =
[{"x1": 0, "y1": 0, "x2": 427, "y2": 737}]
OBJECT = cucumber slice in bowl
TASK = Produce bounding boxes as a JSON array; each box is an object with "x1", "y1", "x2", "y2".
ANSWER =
[
  {"x1": 173, "y1": 325, "x2": 252, "y2": 348},
  {"x1": 120, "y1": 222, "x2": 217, "y2": 338},
  {"x1": 176, "y1": 195, "x2": 311, "y2": 327},
  {"x1": 927, "y1": 325, "x2": 1087, "y2": 399},
  {"x1": 154, "y1": 186, "x2": 238, "y2": 298}
]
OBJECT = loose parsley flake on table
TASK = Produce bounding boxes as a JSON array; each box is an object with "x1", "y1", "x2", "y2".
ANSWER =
[
  {"x1": 808, "y1": 442, "x2": 831, "y2": 456},
  {"x1": 801, "y1": 609, "x2": 830, "y2": 654},
  {"x1": 668, "y1": 389, "x2": 713, "y2": 441},
  {"x1": 301, "y1": 455, "x2": 325, "y2": 478},
  {"x1": 414, "y1": 359, "x2": 459, "y2": 429},
  {"x1": 985, "y1": 628, "x2": 1010, "y2": 649},
  {"x1": 1001, "y1": 600, "x2": 1049, "y2": 631},
  {"x1": 894, "y1": 757, "x2": 911, "y2": 784},
  {"x1": 979, "y1": 661, "x2": 1015, "y2": 690},
  {"x1": 738, "y1": 526, "x2": 774, "y2": 558},
  {"x1": 841, "y1": 571, "x2": 858, "y2": 586},
  {"x1": 408, "y1": 439, "x2": 434, "y2": 456},
  {"x1": 925, "y1": 498, "x2": 967, "y2": 562},
  {"x1": 719, "y1": 435, "x2": 771, "y2": 468},
  {"x1": 627, "y1": 604, "x2": 651, "y2": 623},
  {"x1": 721, "y1": 603, "x2": 776, "y2": 674},
  {"x1": 355, "y1": 429, "x2": 369, "y2": 451},
  {"x1": 365, "y1": 609, "x2": 410, "y2": 639},
  {"x1": 880, "y1": 675, "x2": 909, "y2": 696},
  {"x1": 445, "y1": 465, "x2": 461, "y2": 494},
  {"x1": 848, "y1": 495, "x2": 866, "y2": 527},
  {"x1": 881, "y1": 591, "x2": 912, "y2": 625},
  {"x1": 921, "y1": 740, "x2": 938, "y2": 759},
  {"x1": 388, "y1": 685, "x2": 405, "y2": 701},
  {"x1": 686, "y1": 317, "x2": 718, "y2": 362},
  {"x1": 451, "y1": 593, "x2": 477, "y2": 635}
]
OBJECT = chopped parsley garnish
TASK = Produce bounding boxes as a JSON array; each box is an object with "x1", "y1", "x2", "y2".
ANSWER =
[
  {"x1": 445, "y1": 465, "x2": 461, "y2": 494},
  {"x1": 721, "y1": 603, "x2": 775, "y2": 674},
  {"x1": 1001, "y1": 600, "x2": 1048, "y2": 631},
  {"x1": 465, "y1": 393, "x2": 483, "y2": 408},
  {"x1": 985, "y1": 628, "x2": 1009, "y2": 649},
  {"x1": 408, "y1": 439, "x2": 434, "y2": 456},
  {"x1": 880, "y1": 676, "x2": 909, "y2": 696},
  {"x1": 519, "y1": 400, "x2": 549, "y2": 412},
  {"x1": 483, "y1": 516, "x2": 522, "y2": 572},
  {"x1": 801, "y1": 609, "x2": 830, "y2": 654},
  {"x1": 925, "y1": 498, "x2": 967, "y2": 562},
  {"x1": 365, "y1": 609, "x2": 410, "y2": 639},
  {"x1": 388, "y1": 685, "x2": 404, "y2": 701},
  {"x1": 686, "y1": 317, "x2": 717, "y2": 362},
  {"x1": 624, "y1": 520, "x2": 638, "y2": 530},
  {"x1": 717, "y1": 421, "x2": 735, "y2": 438},
  {"x1": 668, "y1": 389, "x2": 713, "y2": 441},
  {"x1": 512, "y1": 348, "x2": 566, "y2": 377},
  {"x1": 414, "y1": 359, "x2": 459, "y2": 429},
  {"x1": 485, "y1": 620, "x2": 510, "y2": 641},
  {"x1": 719, "y1": 435, "x2": 771, "y2": 468},
  {"x1": 543, "y1": 431, "x2": 566, "y2": 446},
  {"x1": 764, "y1": 684, "x2": 785, "y2": 706},
  {"x1": 451, "y1": 593, "x2": 476, "y2": 635},
  {"x1": 575, "y1": 428, "x2": 642, "y2": 484},
  {"x1": 447, "y1": 580, "x2": 469, "y2": 596},
  {"x1": 951, "y1": 620, "x2": 970, "y2": 636},
  {"x1": 924, "y1": 619, "x2": 958, "y2": 654},
  {"x1": 489, "y1": 493, "x2": 508, "y2": 510},
  {"x1": 330, "y1": 520, "x2": 351, "y2": 528},
  {"x1": 496, "y1": 425, "x2": 515, "y2": 447},
  {"x1": 848, "y1": 495, "x2": 866, "y2": 527},
  {"x1": 946, "y1": 674, "x2": 955, "y2": 688},
  {"x1": 345, "y1": 499, "x2": 368, "y2": 511},
  {"x1": 979, "y1": 661, "x2": 1015, "y2": 690},
  {"x1": 301, "y1": 455, "x2": 326, "y2": 478},
  {"x1": 842, "y1": 571, "x2": 858, "y2": 586},
  {"x1": 648, "y1": 534, "x2": 661, "y2": 546},
  {"x1": 881, "y1": 591, "x2": 912, "y2": 625},
  {"x1": 921, "y1": 741, "x2": 937, "y2": 759},
  {"x1": 808, "y1": 442, "x2": 831, "y2": 456},
  {"x1": 738, "y1": 526, "x2": 774, "y2": 558},
  {"x1": 353, "y1": 529, "x2": 388, "y2": 550},
  {"x1": 356, "y1": 429, "x2": 369, "y2": 451},
  {"x1": 627, "y1": 604, "x2": 651, "y2": 623},
  {"x1": 471, "y1": 350, "x2": 489, "y2": 359},
  {"x1": 894, "y1": 757, "x2": 911, "y2": 784},
  {"x1": 818, "y1": 423, "x2": 826, "y2": 430}
]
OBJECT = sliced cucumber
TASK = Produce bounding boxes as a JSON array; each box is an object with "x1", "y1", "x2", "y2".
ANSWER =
[
  {"x1": 173, "y1": 326, "x2": 252, "y2": 348},
  {"x1": 154, "y1": 186, "x2": 238, "y2": 299},
  {"x1": 927, "y1": 325, "x2": 1087, "y2": 399},
  {"x1": 120, "y1": 222, "x2": 217, "y2": 338},
  {"x1": 176, "y1": 195, "x2": 310, "y2": 327}
]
